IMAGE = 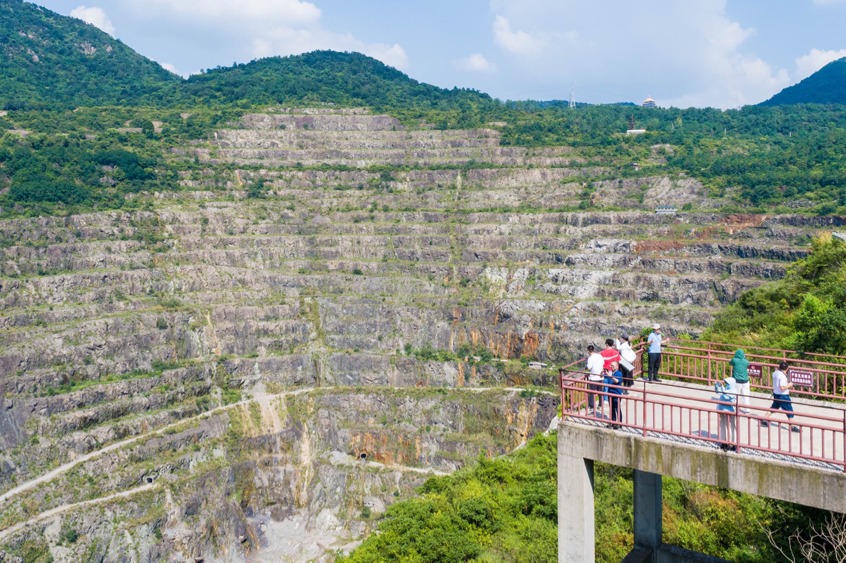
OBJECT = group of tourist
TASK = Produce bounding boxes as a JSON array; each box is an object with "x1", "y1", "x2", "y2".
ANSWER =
[
  {"x1": 582, "y1": 325, "x2": 800, "y2": 443},
  {"x1": 583, "y1": 325, "x2": 664, "y2": 427}
]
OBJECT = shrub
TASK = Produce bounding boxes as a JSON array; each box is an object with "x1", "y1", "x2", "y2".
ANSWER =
[{"x1": 60, "y1": 523, "x2": 79, "y2": 545}]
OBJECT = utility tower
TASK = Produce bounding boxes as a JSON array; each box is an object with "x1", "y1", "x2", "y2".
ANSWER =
[{"x1": 569, "y1": 82, "x2": 576, "y2": 109}]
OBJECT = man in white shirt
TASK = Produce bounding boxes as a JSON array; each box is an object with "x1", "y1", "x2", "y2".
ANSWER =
[
  {"x1": 761, "y1": 361, "x2": 800, "y2": 433},
  {"x1": 586, "y1": 345, "x2": 605, "y2": 418}
]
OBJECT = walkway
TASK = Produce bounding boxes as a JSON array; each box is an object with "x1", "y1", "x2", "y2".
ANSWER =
[{"x1": 562, "y1": 376, "x2": 846, "y2": 472}]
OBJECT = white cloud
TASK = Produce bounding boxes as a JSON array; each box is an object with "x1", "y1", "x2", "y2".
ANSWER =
[
  {"x1": 253, "y1": 27, "x2": 409, "y2": 70},
  {"x1": 70, "y1": 6, "x2": 115, "y2": 36},
  {"x1": 127, "y1": 0, "x2": 320, "y2": 25},
  {"x1": 453, "y1": 53, "x2": 497, "y2": 73},
  {"x1": 663, "y1": 8, "x2": 790, "y2": 108},
  {"x1": 493, "y1": 15, "x2": 544, "y2": 55},
  {"x1": 487, "y1": 0, "x2": 791, "y2": 108},
  {"x1": 253, "y1": 39, "x2": 273, "y2": 59},
  {"x1": 122, "y1": 0, "x2": 407, "y2": 71},
  {"x1": 159, "y1": 62, "x2": 178, "y2": 74},
  {"x1": 372, "y1": 44, "x2": 409, "y2": 71},
  {"x1": 795, "y1": 48, "x2": 846, "y2": 80}
]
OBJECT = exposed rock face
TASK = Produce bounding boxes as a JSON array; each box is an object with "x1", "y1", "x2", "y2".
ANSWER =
[
  {"x1": 0, "y1": 110, "x2": 834, "y2": 561},
  {"x1": 0, "y1": 388, "x2": 555, "y2": 562},
  {"x1": 202, "y1": 115, "x2": 579, "y2": 167}
]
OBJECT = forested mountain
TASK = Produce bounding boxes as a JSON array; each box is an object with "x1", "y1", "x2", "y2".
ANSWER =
[
  {"x1": 0, "y1": 0, "x2": 177, "y2": 109},
  {"x1": 179, "y1": 51, "x2": 493, "y2": 110},
  {"x1": 761, "y1": 57, "x2": 846, "y2": 106},
  {"x1": 0, "y1": 0, "x2": 490, "y2": 111},
  {"x1": 3, "y1": 0, "x2": 846, "y2": 214}
]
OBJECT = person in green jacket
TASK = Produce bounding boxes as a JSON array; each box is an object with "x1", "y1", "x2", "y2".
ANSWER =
[{"x1": 729, "y1": 349, "x2": 751, "y2": 412}]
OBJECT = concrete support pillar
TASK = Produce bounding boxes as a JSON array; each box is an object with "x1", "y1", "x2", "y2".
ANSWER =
[
  {"x1": 558, "y1": 454, "x2": 594, "y2": 563},
  {"x1": 633, "y1": 470, "x2": 662, "y2": 551}
]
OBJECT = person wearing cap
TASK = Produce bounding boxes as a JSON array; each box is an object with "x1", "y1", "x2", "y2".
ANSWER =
[
  {"x1": 646, "y1": 324, "x2": 668, "y2": 382},
  {"x1": 615, "y1": 332, "x2": 636, "y2": 393},
  {"x1": 713, "y1": 375, "x2": 737, "y2": 452}
]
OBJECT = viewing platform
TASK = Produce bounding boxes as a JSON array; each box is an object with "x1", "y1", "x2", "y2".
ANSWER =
[{"x1": 557, "y1": 340, "x2": 846, "y2": 562}]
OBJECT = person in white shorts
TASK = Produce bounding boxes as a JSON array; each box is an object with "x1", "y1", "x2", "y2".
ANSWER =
[
  {"x1": 729, "y1": 349, "x2": 751, "y2": 412},
  {"x1": 586, "y1": 345, "x2": 605, "y2": 418}
]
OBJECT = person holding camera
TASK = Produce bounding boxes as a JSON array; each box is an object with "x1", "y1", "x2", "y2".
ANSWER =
[{"x1": 604, "y1": 361, "x2": 624, "y2": 429}]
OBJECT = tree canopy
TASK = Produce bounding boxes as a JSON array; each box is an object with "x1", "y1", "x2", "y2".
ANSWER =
[
  {"x1": 707, "y1": 234, "x2": 846, "y2": 356},
  {"x1": 761, "y1": 57, "x2": 846, "y2": 107},
  {"x1": 0, "y1": 0, "x2": 178, "y2": 110}
]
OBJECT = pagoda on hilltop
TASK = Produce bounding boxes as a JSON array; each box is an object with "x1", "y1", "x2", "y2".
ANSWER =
[{"x1": 643, "y1": 96, "x2": 657, "y2": 108}]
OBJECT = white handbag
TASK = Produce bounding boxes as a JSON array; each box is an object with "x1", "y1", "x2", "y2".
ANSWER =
[{"x1": 620, "y1": 346, "x2": 636, "y2": 371}]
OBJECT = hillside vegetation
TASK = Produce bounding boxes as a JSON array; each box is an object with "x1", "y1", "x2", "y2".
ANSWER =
[
  {"x1": 761, "y1": 57, "x2": 846, "y2": 107},
  {"x1": 337, "y1": 434, "x2": 557, "y2": 562},
  {"x1": 339, "y1": 432, "x2": 828, "y2": 563},
  {"x1": 0, "y1": 0, "x2": 177, "y2": 110},
  {"x1": 3, "y1": 102, "x2": 846, "y2": 218},
  {"x1": 178, "y1": 51, "x2": 492, "y2": 110},
  {"x1": 0, "y1": 0, "x2": 488, "y2": 112},
  {"x1": 706, "y1": 234, "x2": 846, "y2": 356},
  {"x1": 2, "y1": 2, "x2": 846, "y2": 216}
]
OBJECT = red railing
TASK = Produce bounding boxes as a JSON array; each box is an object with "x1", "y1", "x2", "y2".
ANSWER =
[
  {"x1": 560, "y1": 369, "x2": 846, "y2": 472},
  {"x1": 656, "y1": 341, "x2": 846, "y2": 402},
  {"x1": 559, "y1": 341, "x2": 846, "y2": 471}
]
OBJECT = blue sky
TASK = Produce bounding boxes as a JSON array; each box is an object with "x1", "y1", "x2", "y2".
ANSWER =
[{"x1": 33, "y1": 0, "x2": 846, "y2": 108}]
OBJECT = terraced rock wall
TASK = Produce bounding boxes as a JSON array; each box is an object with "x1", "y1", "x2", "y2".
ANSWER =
[
  {"x1": 0, "y1": 388, "x2": 555, "y2": 562},
  {"x1": 0, "y1": 109, "x2": 838, "y2": 561}
]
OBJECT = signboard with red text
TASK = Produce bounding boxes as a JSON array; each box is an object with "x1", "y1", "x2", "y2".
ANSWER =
[{"x1": 788, "y1": 368, "x2": 815, "y2": 387}]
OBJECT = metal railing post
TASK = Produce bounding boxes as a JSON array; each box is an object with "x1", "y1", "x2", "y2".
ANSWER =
[
  {"x1": 707, "y1": 348, "x2": 712, "y2": 386},
  {"x1": 642, "y1": 386, "x2": 648, "y2": 437},
  {"x1": 559, "y1": 369, "x2": 564, "y2": 413},
  {"x1": 842, "y1": 410, "x2": 845, "y2": 473},
  {"x1": 735, "y1": 393, "x2": 741, "y2": 454}
]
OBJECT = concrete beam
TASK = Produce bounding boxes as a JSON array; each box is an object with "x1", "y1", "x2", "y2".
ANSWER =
[
  {"x1": 633, "y1": 470, "x2": 662, "y2": 551},
  {"x1": 558, "y1": 452, "x2": 594, "y2": 563},
  {"x1": 559, "y1": 421, "x2": 846, "y2": 514}
]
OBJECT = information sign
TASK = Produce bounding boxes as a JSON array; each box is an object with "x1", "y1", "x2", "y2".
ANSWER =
[{"x1": 788, "y1": 368, "x2": 815, "y2": 387}]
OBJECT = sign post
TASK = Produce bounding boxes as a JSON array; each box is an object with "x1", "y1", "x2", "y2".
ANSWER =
[
  {"x1": 747, "y1": 364, "x2": 763, "y2": 380},
  {"x1": 788, "y1": 368, "x2": 815, "y2": 388}
]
